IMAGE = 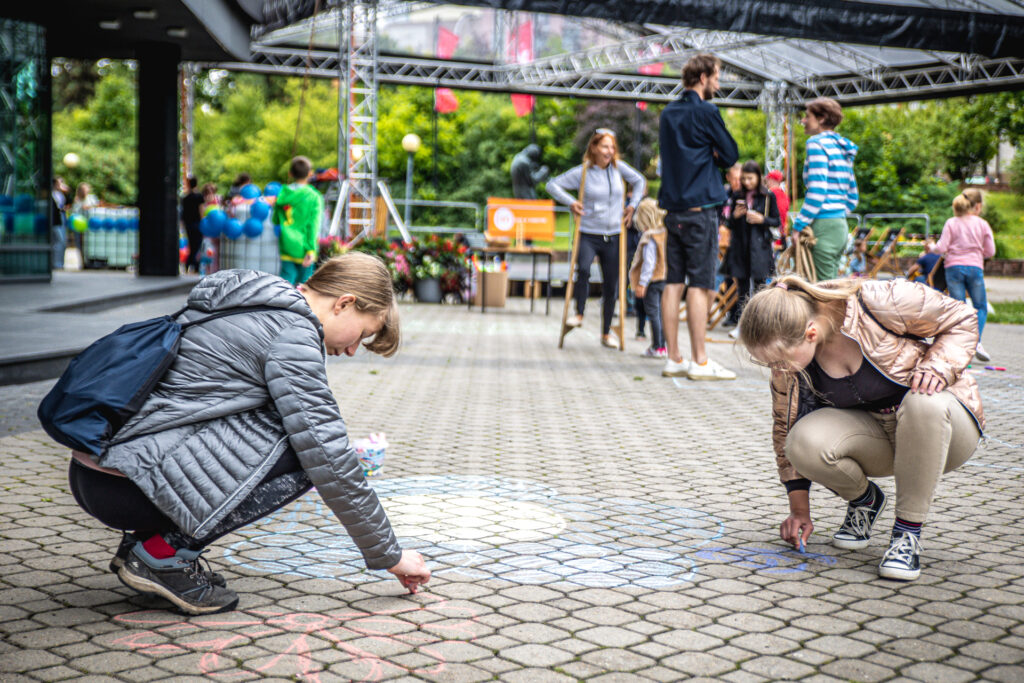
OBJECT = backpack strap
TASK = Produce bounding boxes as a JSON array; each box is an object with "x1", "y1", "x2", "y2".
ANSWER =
[
  {"x1": 179, "y1": 305, "x2": 291, "y2": 330},
  {"x1": 856, "y1": 293, "x2": 926, "y2": 341}
]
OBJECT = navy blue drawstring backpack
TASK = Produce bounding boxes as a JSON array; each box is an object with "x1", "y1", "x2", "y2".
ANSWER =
[{"x1": 38, "y1": 305, "x2": 275, "y2": 456}]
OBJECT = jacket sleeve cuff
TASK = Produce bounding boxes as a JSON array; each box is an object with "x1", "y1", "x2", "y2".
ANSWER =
[
  {"x1": 364, "y1": 544, "x2": 404, "y2": 571},
  {"x1": 784, "y1": 478, "x2": 812, "y2": 492}
]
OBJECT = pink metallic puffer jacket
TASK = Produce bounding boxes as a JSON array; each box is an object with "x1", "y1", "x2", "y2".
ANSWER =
[{"x1": 770, "y1": 279, "x2": 984, "y2": 484}]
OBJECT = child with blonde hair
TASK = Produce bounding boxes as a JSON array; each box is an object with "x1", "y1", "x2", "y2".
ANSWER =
[
  {"x1": 629, "y1": 198, "x2": 668, "y2": 358},
  {"x1": 738, "y1": 274, "x2": 983, "y2": 581},
  {"x1": 934, "y1": 191, "x2": 996, "y2": 361}
]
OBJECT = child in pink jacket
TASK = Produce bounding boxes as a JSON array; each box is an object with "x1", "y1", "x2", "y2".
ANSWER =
[{"x1": 934, "y1": 192, "x2": 996, "y2": 361}]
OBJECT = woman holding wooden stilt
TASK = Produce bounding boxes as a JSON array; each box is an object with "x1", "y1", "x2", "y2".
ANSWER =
[{"x1": 547, "y1": 129, "x2": 646, "y2": 347}]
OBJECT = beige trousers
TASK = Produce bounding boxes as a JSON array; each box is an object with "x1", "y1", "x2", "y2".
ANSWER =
[{"x1": 784, "y1": 390, "x2": 980, "y2": 523}]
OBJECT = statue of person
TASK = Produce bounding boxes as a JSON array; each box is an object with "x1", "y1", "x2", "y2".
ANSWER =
[{"x1": 510, "y1": 144, "x2": 549, "y2": 200}]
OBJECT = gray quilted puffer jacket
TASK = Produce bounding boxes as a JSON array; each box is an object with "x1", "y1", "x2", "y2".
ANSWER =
[{"x1": 99, "y1": 269, "x2": 402, "y2": 570}]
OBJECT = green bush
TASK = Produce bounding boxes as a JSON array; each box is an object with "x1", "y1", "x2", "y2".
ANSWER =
[{"x1": 988, "y1": 300, "x2": 1024, "y2": 325}]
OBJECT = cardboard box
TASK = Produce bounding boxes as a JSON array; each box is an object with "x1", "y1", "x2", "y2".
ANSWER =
[{"x1": 473, "y1": 270, "x2": 508, "y2": 308}]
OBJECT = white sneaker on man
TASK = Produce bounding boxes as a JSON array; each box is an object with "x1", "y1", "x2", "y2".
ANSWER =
[
  {"x1": 687, "y1": 358, "x2": 737, "y2": 381},
  {"x1": 975, "y1": 343, "x2": 991, "y2": 362},
  {"x1": 662, "y1": 357, "x2": 691, "y2": 377}
]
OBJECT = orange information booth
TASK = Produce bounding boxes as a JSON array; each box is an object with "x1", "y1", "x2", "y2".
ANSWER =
[{"x1": 470, "y1": 198, "x2": 555, "y2": 314}]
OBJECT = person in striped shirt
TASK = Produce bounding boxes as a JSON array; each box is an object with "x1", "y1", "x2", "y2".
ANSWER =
[{"x1": 792, "y1": 98, "x2": 859, "y2": 281}]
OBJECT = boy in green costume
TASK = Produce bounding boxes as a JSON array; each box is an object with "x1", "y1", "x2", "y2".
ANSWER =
[{"x1": 273, "y1": 156, "x2": 323, "y2": 285}]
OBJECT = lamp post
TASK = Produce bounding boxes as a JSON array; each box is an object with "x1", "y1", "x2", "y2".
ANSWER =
[{"x1": 401, "y1": 133, "x2": 421, "y2": 229}]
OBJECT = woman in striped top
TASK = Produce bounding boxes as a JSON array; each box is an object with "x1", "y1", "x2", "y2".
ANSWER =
[{"x1": 792, "y1": 98, "x2": 859, "y2": 282}]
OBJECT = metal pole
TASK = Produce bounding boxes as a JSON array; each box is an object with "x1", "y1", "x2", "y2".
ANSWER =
[{"x1": 404, "y1": 151, "x2": 414, "y2": 228}]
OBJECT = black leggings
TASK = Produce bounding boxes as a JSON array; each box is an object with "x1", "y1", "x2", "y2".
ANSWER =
[
  {"x1": 69, "y1": 448, "x2": 310, "y2": 550},
  {"x1": 575, "y1": 233, "x2": 620, "y2": 335}
]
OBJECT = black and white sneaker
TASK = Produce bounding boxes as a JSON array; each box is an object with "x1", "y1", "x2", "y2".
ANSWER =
[
  {"x1": 879, "y1": 532, "x2": 922, "y2": 581},
  {"x1": 109, "y1": 534, "x2": 227, "y2": 587},
  {"x1": 118, "y1": 545, "x2": 238, "y2": 615},
  {"x1": 832, "y1": 483, "x2": 887, "y2": 550}
]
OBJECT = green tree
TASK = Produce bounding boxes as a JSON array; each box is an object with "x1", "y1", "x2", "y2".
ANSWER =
[{"x1": 52, "y1": 64, "x2": 138, "y2": 205}]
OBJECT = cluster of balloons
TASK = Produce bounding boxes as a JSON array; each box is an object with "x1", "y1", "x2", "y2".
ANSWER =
[
  {"x1": 200, "y1": 182, "x2": 282, "y2": 240},
  {"x1": 72, "y1": 213, "x2": 138, "y2": 232}
]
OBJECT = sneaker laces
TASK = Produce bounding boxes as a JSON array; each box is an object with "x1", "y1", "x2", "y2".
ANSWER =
[
  {"x1": 182, "y1": 550, "x2": 214, "y2": 588},
  {"x1": 839, "y1": 504, "x2": 874, "y2": 538},
  {"x1": 883, "y1": 532, "x2": 921, "y2": 565}
]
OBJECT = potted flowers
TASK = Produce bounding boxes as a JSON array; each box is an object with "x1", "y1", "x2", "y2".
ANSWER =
[{"x1": 412, "y1": 255, "x2": 444, "y2": 303}]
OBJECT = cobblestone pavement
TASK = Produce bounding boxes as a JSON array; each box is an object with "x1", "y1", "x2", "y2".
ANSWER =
[{"x1": 2, "y1": 297, "x2": 1023, "y2": 682}]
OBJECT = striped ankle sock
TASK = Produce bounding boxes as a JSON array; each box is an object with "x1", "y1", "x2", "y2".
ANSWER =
[{"x1": 893, "y1": 517, "x2": 922, "y2": 539}]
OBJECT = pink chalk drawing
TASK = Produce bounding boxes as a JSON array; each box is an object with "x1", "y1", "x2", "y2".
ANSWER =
[{"x1": 111, "y1": 594, "x2": 481, "y2": 681}]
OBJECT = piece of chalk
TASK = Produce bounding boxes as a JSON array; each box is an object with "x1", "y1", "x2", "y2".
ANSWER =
[
  {"x1": 985, "y1": 366, "x2": 1007, "y2": 371},
  {"x1": 798, "y1": 539, "x2": 805, "y2": 554}
]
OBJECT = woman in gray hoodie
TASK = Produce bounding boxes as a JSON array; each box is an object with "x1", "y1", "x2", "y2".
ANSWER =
[
  {"x1": 547, "y1": 129, "x2": 646, "y2": 347},
  {"x1": 67, "y1": 253, "x2": 429, "y2": 614}
]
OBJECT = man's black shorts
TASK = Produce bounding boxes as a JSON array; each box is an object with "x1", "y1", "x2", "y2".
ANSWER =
[{"x1": 664, "y1": 208, "x2": 719, "y2": 289}]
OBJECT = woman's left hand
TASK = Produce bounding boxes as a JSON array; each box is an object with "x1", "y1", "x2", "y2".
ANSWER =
[
  {"x1": 745, "y1": 210, "x2": 764, "y2": 224},
  {"x1": 910, "y1": 369, "x2": 947, "y2": 395},
  {"x1": 623, "y1": 205, "x2": 635, "y2": 226}
]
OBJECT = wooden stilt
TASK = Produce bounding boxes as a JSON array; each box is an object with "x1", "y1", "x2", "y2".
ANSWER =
[{"x1": 558, "y1": 215, "x2": 582, "y2": 349}]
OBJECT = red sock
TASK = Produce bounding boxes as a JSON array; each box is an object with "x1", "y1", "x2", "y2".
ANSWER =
[{"x1": 141, "y1": 534, "x2": 177, "y2": 559}]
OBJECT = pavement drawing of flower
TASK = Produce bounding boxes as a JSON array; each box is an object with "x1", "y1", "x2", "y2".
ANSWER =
[{"x1": 110, "y1": 594, "x2": 481, "y2": 681}]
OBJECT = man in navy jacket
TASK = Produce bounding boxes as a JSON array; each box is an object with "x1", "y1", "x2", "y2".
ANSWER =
[{"x1": 658, "y1": 53, "x2": 739, "y2": 381}]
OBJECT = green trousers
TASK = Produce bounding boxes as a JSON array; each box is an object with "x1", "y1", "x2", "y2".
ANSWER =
[{"x1": 809, "y1": 217, "x2": 849, "y2": 282}]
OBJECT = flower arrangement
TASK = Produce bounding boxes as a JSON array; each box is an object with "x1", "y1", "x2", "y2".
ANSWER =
[{"x1": 316, "y1": 233, "x2": 468, "y2": 299}]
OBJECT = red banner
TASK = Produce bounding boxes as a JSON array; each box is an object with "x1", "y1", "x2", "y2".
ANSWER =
[
  {"x1": 509, "y1": 21, "x2": 535, "y2": 116},
  {"x1": 435, "y1": 88, "x2": 459, "y2": 113}
]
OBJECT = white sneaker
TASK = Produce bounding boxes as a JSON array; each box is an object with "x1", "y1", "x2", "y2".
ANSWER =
[
  {"x1": 686, "y1": 358, "x2": 737, "y2": 381},
  {"x1": 662, "y1": 357, "x2": 691, "y2": 377},
  {"x1": 975, "y1": 343, "x2": 991, "y2": 362},
  {"x1": 566, "y1": 315, "x2": 583, "y2": 328}
]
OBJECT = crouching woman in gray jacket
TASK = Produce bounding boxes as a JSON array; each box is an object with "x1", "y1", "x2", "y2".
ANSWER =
[{"x1": 67, "y1": 252, "x2": 429, "y2": 614}]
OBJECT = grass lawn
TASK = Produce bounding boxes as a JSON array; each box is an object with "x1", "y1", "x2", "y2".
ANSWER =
[
  {"x1": 982, "y1": 191, "x2": 1024, "y2": 258},
  {"x1": 989, "y1": 300, "x2": 1024, "y2": 325}
]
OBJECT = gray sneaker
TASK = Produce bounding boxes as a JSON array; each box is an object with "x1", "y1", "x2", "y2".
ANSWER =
[
  {"x1": 118, "y1": 545, "x2": 238, "y2": 615},
  {"x1": 110, "y1": 534, "x2": 226, "y2": 587}
]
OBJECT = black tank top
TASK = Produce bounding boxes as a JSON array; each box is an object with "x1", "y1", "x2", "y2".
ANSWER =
[{"x1": 807, "y1": 357, "x2": 907, "y2": 411}]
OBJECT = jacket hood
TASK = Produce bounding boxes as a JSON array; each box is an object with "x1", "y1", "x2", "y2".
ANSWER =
[
  {"x1": 824, "y1": 131, "x2": 859, "y2": 162},
  {"x1": 186, "y1": 270, "x2": 320, "y2": 328}
]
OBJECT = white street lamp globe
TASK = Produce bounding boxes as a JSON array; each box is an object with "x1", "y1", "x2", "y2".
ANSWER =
[
  {"x1": 63, "y1": 152, "x2": 80, "y2": 168},
  {"x1": 401, "y1": 133, "x2": 422, "y2": 154}
]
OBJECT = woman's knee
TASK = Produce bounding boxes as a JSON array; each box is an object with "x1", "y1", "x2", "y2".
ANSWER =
[{"x1": 898, "y1": 391, "x2": 954, "y2": 425}]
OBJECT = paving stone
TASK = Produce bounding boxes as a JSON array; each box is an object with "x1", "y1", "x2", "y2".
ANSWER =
[
  {"x1": 500, "y1": 644, "x2": 574, "y2": 667},
  {"x1": 661, "y1": 652, "x2": 736, "y2": 677},
  {"x1": 740, "y1": 655, "x2": 816, "y2": 679},
  {"x1": 899, "y1": 662, "x2": 976, "y2": 683},
  {"x1": 580, "y1": 647, "x2": 654, "y2": 671},
  {"x1": 820, "y1": 658, "x2": 893, "y2": 682},
  {"x1": 0, "y1": 649, "x2": 63, "y2": 673}
]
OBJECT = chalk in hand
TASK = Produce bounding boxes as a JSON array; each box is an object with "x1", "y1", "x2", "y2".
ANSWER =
[{"x1": 798, "y1": 538, "x2": 805, "y2": 554}]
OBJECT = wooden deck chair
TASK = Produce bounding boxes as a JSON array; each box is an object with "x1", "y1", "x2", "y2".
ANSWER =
[
  {"x1": 867, "y1": 226, "x2": 904, "y2": 278},
  {"x1": 927, "y1": 255, "x2": 947, "y2": 292},
  {"x1": 848, "y1": 224, "x2": 871, "y2": 253}
]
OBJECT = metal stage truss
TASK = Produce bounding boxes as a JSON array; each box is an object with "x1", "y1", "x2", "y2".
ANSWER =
[{"x1": 203, "y1": 1, "x2": 1024, "y2": 230}]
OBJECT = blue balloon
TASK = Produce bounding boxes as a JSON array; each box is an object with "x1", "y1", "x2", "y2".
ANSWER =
[
  {"x1": 88, "y1": 216, "x2": 102, "y2": 231},
  {"x1": 263, "y1": 181, "x2": 282, "y2": 197},
  {"x1": 205, "y1": 208, "x2": 227, "y2": 232},
  {"x1": 250, "y1": 199, "x2": 271, "y2": 220},
  {"x1": 100, "y1": 216, "x2": 114, "y2": 231},
  {"x1": 242, "y1": 217, "x2": 264, "y2": 238},
  {"x1": 115, "y1": 217, "x2": 130, "y2": 232},
  {"x1": 224, "y1": 218, "x2": 244, "y2": 240},
  {"x1": 273, "y1": 223, "x2": 281, "y2": 238},
  {"x1": 240, "y1": 183, "x2": 261, "y2": 199},
  {"x1": 130, "y1": 215, "x2": 140, "y2": 231},
  {"x1": 199, "y1": 216, "x2": 220, "y2": 238}
]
